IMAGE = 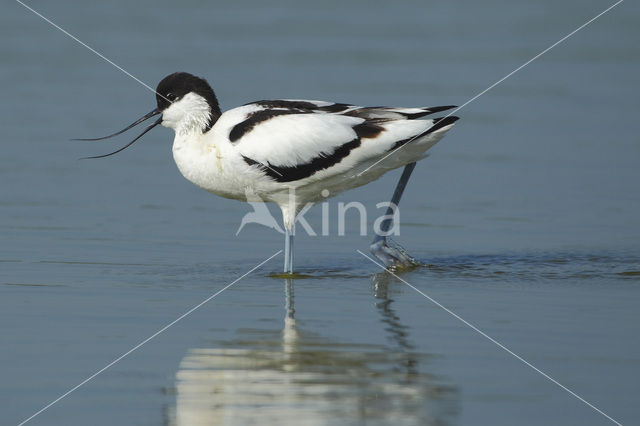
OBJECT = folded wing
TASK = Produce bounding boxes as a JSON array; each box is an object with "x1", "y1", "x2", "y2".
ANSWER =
[{"x1": 219, "y1": 100, "x2": 458, "y2": 183}]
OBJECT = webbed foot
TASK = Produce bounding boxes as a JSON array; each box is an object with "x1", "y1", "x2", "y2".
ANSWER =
[{"x1": 370, "y1": 238, "x2": 418, "y2": 270}]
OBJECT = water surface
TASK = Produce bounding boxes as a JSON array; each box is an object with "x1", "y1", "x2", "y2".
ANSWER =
[{"x1": 1, "y1": 1, "x2": 639, "y2": 425}]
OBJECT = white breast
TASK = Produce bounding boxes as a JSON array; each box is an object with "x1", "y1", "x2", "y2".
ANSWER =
[
  {"x1": 171, "y1": 130, "x2": 285, "y2": 202},
  {"x1": 172, "y1": 132, "x2": 238, "y2": 200}
]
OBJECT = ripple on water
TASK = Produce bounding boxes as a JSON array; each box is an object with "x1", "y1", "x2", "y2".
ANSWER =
[{"x1": 367, "y1": 250, "x2": 640, "y2": 283}]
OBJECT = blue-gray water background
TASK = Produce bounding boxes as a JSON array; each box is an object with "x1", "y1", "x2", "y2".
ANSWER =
[{"x1": 2, "y1": 1, "x2": 639, "y2": 425}]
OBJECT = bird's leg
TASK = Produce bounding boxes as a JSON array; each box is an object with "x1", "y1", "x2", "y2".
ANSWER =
[
  {"x1": 283, "y1": 223, "x2": 295, "y2": 274},
  {"x1": 370, "y1": 162, "x2": 418, "y2": 269},
  {"x1": 281, "y1": 188, "x2": 298, "y2": 274}
]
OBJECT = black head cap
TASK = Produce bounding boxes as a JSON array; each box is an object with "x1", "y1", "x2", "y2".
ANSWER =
[{"x1": 156, "y1": 72, "x2": 222, "y2": 129}]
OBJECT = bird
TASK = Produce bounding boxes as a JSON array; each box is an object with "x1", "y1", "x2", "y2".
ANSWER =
[{"x1": 77, "y1": 72, "x2": 459, "y2": 273}]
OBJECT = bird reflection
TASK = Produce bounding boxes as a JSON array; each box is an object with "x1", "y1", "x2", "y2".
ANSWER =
[
  {"x1": 372, "y1": 272, "x2": 419, "y2": 377},
  {"x1": 166, "y1": 277, "x2": 457, "y2": 425}
]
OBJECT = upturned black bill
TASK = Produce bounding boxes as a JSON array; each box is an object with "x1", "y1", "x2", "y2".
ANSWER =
[{"x1": 74, "y1": 108, "x2": 162, "y2": 159}]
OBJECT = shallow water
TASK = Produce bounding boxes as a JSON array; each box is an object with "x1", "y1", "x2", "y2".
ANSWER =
[{"x1": 2, "y1": 0, "x2": 640, "y2": 425}]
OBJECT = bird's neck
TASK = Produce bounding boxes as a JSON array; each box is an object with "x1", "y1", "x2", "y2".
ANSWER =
[
  {"x1": 176, "y1": 110, "x2": 214, "y2": 137},
  {"x1": 171, "y1": 93, "x2": 221, "y2": 136}
]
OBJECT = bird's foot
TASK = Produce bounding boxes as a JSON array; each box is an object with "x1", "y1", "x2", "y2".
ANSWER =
[{"x1": 370, "y1": 238, "x2": 419, "y2": 270}]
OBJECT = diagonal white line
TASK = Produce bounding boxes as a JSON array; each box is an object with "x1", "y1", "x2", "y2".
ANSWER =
[
  {"x1": 15, "y1": 0, "x2": 170, "y2": 103},
  {"x1": 18, "y1": 250, "x2": 282, "y2": 426},
  {"x1": 357, "y1": 250, "x2": 622, "y2": 425},
  {"x1": 16, "y1": 1, "x2": 287, "y2": 178},
  {"x1": 355, "y1": 0, "x2": 624, "y2": 177}
]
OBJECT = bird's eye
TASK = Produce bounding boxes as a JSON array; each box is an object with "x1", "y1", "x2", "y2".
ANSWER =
[{"x1": 167, "y1": 93, "x2": 177, "y2": 101}]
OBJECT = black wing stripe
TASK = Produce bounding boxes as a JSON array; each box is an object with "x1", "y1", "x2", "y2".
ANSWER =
[
  {"x1": 317, "y1": 103, "x2": 351, "y2": 113},
  {"x1": 353, "y1": 121, "x2": 385, "y2": 139},
  {"x1": 388, "y1": 116, "x2": 459, "y2": 151},
  {"x1": 243, "y1": 137, "x2": 361, "y2": 183},
  {"x1": 231, "y1": 101, "x2": 354, "y2": 142},
  {"x1": 344, "y1": 105, "x2": 457, "y2": 120},
  {"x1": 229, "y1": 109, "x2": 310, "y2": 142},
  {"x1": 246, "y1": 100, "x2": 352, "y2": 113},
  {"x1": 249, "y1": 100, "x2": 320, "y2": 110},
  {"x1": 402, "y1": 105, "x2": 457, "y2": 119}
]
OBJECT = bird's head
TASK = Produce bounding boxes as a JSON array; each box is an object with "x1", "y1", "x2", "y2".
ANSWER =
[
  {"x1": 156, "y1": 72, "x2": 221, "y2": 134},
  {"x1": 77, "y1": 72, "x2": 221, "y2": 158}
]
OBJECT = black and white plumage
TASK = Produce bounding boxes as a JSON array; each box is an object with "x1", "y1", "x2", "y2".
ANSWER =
[
  {"x1": 81, "y1": 72, "x2": 459, "y2": 273},
  {"x1": 230, "y1": 100, "x2": 458, "y2": 183}
]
